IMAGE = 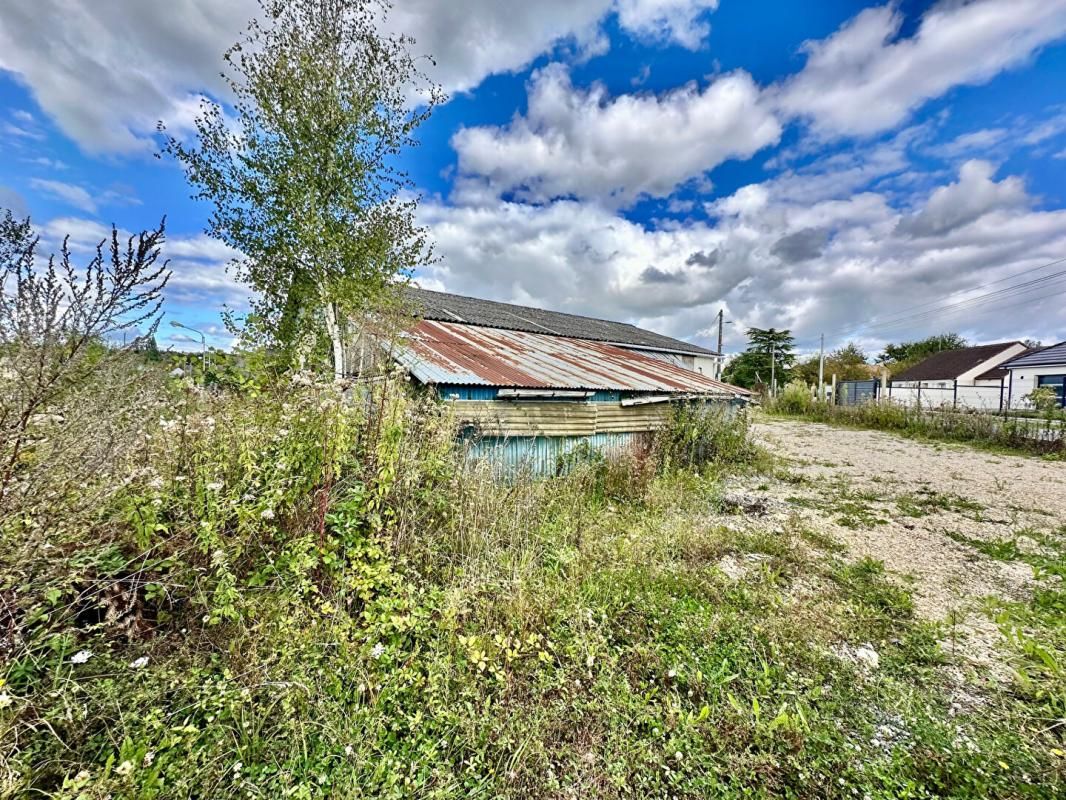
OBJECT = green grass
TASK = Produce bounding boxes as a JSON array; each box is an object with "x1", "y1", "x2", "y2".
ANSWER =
[{"x1": 2, "y1": 375, "x2": 1064, "y2": 798}]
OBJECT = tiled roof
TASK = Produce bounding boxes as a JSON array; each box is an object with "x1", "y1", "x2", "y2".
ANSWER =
[
  {"x1": 1001, "y1": 341, "x2": 1066, "y2": 369},
  {"x1": 405, "y1": 287, "x2": 716, "y2": 356},
  {"x1": 395, "y1": 319, "x2": 748, "y2": 396},
  {"x1": 892, "y1": 342, "x2": 1024, "y2": 382}
]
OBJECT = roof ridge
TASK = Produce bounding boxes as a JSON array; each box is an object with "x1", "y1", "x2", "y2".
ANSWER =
[
  {"x1": 407, "y1": 286, "x2": 647, "y2": 329},
  {"x1": 404, "y1": 285, "x2": 717, "y2": 356}
]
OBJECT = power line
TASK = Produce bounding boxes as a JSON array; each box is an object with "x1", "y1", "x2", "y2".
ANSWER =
[{"x1": 795, "y1": 254, "x2": 1066, "y2": 348}]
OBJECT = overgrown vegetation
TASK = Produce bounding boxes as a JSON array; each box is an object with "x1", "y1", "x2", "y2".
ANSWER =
[
  {"x1": 1, "y1": 364, "x2": 1063, "y2": 797},
  {"x1": 765, "y1": 384, "x2": 1065, "y2": 458}
]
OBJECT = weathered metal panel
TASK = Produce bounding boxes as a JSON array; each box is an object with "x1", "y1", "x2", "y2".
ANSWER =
[
  {"x1": 452, "y1": 399, "x2": 673, "y2": 437},
  {"x1": 462, "y1": 432, "x2": 647, "y2": 477},
  {"x1": 395, "y1": 320, "x2": 749, "y2": 396}
]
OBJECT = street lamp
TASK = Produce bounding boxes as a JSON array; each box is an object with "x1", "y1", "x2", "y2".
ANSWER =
[{"x1": 170, "y1": 320, "x2": 207, "y2": 378}]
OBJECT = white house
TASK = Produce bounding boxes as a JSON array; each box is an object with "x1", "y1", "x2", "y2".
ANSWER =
[
  {"x1": 1002, "y1": 341, "x2": 1066, "y2": 409},
  {"x1": 888, "y1": 341, "x2": 1030, "y2": 410}
]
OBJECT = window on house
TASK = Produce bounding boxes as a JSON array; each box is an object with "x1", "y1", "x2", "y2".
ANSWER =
[{"x1": 1037, "y1": 374, "x2": 1066, "y2": 407}]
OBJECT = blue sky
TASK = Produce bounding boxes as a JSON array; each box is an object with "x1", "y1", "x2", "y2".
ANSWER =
[{"x1": 2, "y1": 0, "x2": 1066, "y2": 355}]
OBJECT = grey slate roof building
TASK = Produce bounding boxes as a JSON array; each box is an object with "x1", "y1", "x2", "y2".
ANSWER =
[
  {"x1": 892, "y1": 342, "x2": 1025, "y2": 382},
  {"x1": 404, "y1": 287, "x2": 716, "y2": 356},
  {"x1": 1001, "y1": 341, "x2": 1066, "y2": 369}
]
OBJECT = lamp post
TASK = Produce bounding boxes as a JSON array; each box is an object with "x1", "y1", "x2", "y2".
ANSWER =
[{"x1": 170, "y1": 320, "x2": 207, "y2": 379}]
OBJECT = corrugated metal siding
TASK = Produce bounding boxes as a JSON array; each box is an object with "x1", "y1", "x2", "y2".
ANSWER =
[
  {"x1": 462, "y1": 432, "x2": 648, "y2": 477},
  {"x1": 452, "y1": 399, "x2": 677, "y2": 437},
  {"x1": 436, "y1": 386, "x2": 622, "y2": 402},
  {"x1": 395, "y1": 319, "x2": 749, "y2": 396}
]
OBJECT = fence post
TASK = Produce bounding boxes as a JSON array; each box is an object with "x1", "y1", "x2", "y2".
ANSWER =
[
  {"x1": 831, "y1": 374, "x2": 837, "y2": 405},
  {"x1": 953, "y1": 380, "x2": 958, "y2": 409}
]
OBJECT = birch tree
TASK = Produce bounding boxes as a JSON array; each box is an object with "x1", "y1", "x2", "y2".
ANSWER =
[{"x1": 162, "y1": 0, "x2": 441, "y2": 377}]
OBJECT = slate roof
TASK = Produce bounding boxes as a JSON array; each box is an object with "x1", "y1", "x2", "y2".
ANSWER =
[
  {"x1": 892, "y1": 342, "x2": 1024, "y2": 382},
  {"x1": 1001, "y1": 341, "x2": 1066, "y2": 369},
  {"x1": 404, "y1": 287, "x2": 716, "y2": 356}
]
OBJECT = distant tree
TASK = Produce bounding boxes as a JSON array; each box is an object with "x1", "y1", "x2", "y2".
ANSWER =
[
  {"x1": 724, "y1": 327, "x2": 796, "y2": 389},
  {"x1": 794, "y1": 341, "x2": 870, "y2": 384},
  {"x1": 1021, "y1": 338, "x2": 1042, "y2": 350},
  {"x1": 163, "y1": 0, "x2": 443, "y2": 377},
  {"x1": 877, "y1": 333, "x2": 966, "y2": 375}
]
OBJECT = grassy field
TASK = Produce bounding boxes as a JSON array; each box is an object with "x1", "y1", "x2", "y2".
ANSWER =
[{"x1": 1, "y1": 369, "x2": 1063, "y2": 798}]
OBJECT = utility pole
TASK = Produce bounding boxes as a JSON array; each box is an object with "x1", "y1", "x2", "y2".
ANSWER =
[
  {"x1": 818, "y1": 333, "x2": 825, "y2": 403},
  {"x1": 716, "y1": 309, "x2": 733, "y2": 379},
  {"x1": 770, "y1": 345, "x2": 776, "y2": 397},
  {"x1": 716, "y1": 310, "x2": 725, "y2": 360}
]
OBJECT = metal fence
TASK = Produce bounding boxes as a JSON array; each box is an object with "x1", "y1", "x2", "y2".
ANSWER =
[
  {"x1": 886, "y1": 382, "x2": 1008, "y2": 412},
  {"x1": 836, "y1": 379, "x2": 879, "y2": 406}
]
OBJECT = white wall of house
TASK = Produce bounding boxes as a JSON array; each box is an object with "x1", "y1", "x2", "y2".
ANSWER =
[
  {"x1": 692, "y1": 354, "x2": 722, "y2": 378},
  {"x1": 957, "y1": 342, "x2": 1028, "y2": 383},
  {"x1": 1007, "y1": 364, "x2": 1066, "y2": 408},
  {"x1": 888, "y1": 379, "x2": 1007, "y2": 410}
]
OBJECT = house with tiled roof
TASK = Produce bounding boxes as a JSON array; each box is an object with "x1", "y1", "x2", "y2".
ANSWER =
[{"x1": 888, "y1": 341, "x2": 1030, "y2": 410}]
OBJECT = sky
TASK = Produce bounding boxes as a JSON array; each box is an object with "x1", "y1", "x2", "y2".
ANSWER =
[{"x1": 1, "y1": 0, "x2": 1066, "y2": 356}]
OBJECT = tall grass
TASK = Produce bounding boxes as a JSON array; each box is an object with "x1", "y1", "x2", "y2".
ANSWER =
[
  {"x1": 765, "y1": 382, "x2": 1065, "y2": 457},
  {"x1": 2, "y1": 367, "x2": 1063, "y2": 798}
]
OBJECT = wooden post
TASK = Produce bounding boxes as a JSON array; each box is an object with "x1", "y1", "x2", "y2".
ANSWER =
[{"x1": 831, "y1": 374, "x2": 837, "y2": 405}]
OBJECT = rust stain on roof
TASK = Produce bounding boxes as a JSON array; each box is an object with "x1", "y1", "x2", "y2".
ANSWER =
[{"x1": 395, "y1": 319, "x2": 750, "y2": 396}]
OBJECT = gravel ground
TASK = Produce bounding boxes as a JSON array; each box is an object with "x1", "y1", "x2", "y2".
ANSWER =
[{"x1": 734, "y1": 418, "x2": 1066, "y2": 682}]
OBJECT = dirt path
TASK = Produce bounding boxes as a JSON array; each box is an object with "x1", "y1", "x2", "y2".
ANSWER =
[{"x1": 738, "y1": 418, "x2": 1066, "y2": 683}]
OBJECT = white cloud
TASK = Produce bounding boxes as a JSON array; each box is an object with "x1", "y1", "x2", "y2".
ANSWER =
[
  {"x1": 896, "y1": 160, "x2": 1028, "y2": 237},
  {"x1": 420, "y1": 151, "x2": 1066, "y2": 351},
  {"x1": 0, "y1": 0, "x2": 721, "y2": 154},
  {"x1": 452, "y1": 64, "x2": 780, "y2": 205},
  {"x1": 777, "y1": 0, "x2": 1066, "y2": 138},
  {"x1": 29, "y1": 179, "x2": 97, "y2": 213},
  {"x1": 615, "y1": 0, "x2": 718, "y2": 49}
]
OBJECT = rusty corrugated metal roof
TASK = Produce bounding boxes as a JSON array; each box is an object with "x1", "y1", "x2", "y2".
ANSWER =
[{"x1": 394, "y1": 319, "x2": 750, "y2": 396}]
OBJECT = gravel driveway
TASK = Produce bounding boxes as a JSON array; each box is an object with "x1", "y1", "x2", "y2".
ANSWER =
[{"x1": 741, "y1": 417, "x2": 1066, "y2": 681}]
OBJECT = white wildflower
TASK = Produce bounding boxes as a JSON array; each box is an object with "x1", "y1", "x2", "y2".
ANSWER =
[
  {"x1": 115, "y1": 760, "x2": 135, "y2": 776},
  {"x1": 70, "y1": 650, "x2": 93, "y2": 664},
  {"x1": 206, "y1": 482, "x2": 223, "y2": 492},
  {"x1": 371, "y1": 642, "x2": 385, "y2": 659},
  {"x1": 260, "y1": 508, "x2": 276, "y2": 520},
  {"x1": 143, "y1": 752, "x2": 155, "y2": 766},
  {"x1": 0, "y1": 692, "x2": 13, "y2": 708},
  {"x1": 344, "y1": 745, "x2": 354, "y2": 756},
  {"x1": 130, "y1": 656, "x2": 149, "y2": 670},
  {"x1": 233, "y1": 761, "x2": 243, "y2": 774}
]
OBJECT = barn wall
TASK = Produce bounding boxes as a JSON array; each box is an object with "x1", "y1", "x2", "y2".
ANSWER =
[{"x1": 449, "y1": 399, "x2": 677, "y2": 437}]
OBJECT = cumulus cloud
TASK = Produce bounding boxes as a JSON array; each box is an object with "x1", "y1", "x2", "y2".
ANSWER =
[
  {"x1": 771, "y1": 228, "x2": 827, "y2": 262},
  {"x1": 452, "y1": 64, "x2": 781, "y2": 205},
  {"x1": 896, "y1": 160, "x2": 1029, "y2": 237},
  {"x1": 420, "y1": 152, "x2": 1066, "y2": 351},
  {"x1": 777, "y1": 0, "x2": 1066, "y2": 138},
  {"x1": 0, "y1": 0, "x2": 721, "y2": 154}
]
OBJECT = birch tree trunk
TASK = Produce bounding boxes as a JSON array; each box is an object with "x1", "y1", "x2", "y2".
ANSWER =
[{"x1": 323, "y1": 300, "x2": 345, "y2": 380}]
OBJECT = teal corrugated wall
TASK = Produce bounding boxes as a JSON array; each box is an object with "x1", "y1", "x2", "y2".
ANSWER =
[{"x1": 461, "y1": 432, "x2": 647, "y2": 477}]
